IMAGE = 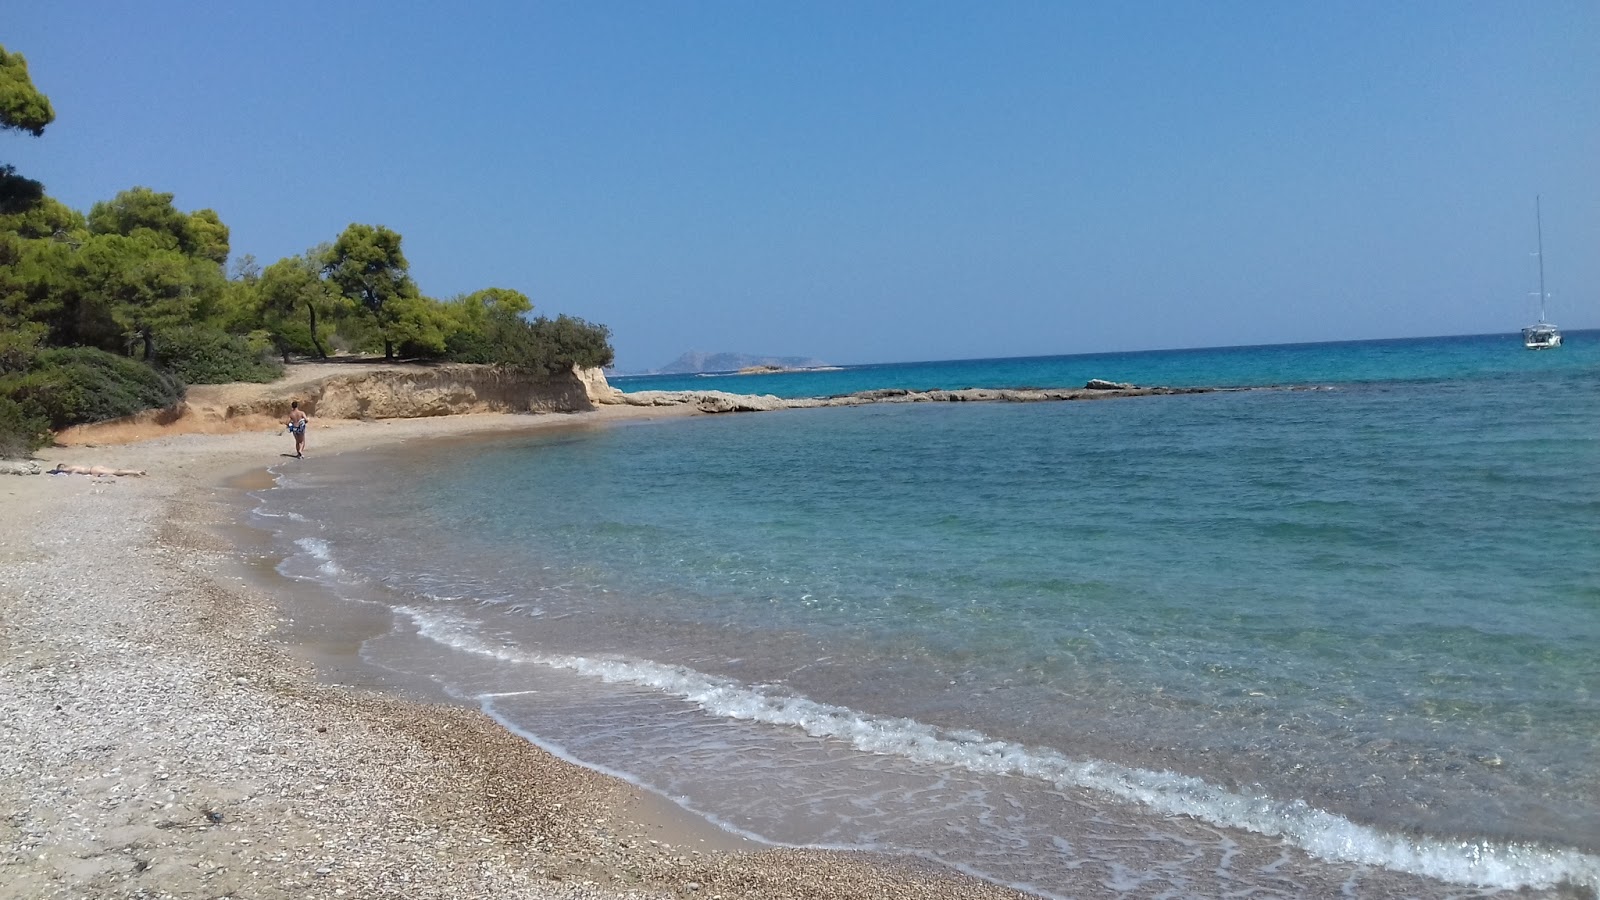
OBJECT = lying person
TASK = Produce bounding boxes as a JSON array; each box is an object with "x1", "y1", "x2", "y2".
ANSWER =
[{"x1": 49, "y1": 464, "x2": 147, "y2": 477}]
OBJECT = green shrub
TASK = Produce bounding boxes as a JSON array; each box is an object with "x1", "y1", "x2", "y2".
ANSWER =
[
  {"x1": 152, "y1": 325, "x2": 284, "y2": 384},
  {"x1": 447, "y1": 312, "x2": 614, "y2": 375},
  {"x1": 0, "y1": 323, "x2": 45, "y2": 375},
  {"x1": 442, "y1": 326, "x2": 494, "y2": 364},
  {"x1": 7, "y1": 347, "x2": 184, "y2": 429},
  {"x1": 0, "y1": 395, "x2": 51, "y2": 458},
  {"x1": 529, "y1": 314, "x2": 613, "y2": 370},
  {"x1": 329, "y1": 316, "x2": 382, "y2": 357}
]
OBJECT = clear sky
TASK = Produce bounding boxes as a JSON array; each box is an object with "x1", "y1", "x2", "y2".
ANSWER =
[{"x1": 7, "y1": 2, "x2": 1598, "y2": 370}]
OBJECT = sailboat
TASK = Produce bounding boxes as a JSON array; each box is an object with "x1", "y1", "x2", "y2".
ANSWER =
[{"x1": 1521, "y1": 196, "x2": 1562, "y2": 350}]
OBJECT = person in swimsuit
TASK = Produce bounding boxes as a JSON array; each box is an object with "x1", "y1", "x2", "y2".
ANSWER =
[
  {"x1": 286, "y1": 401, "x2": 309, "y2": 458},
  {"x1": 49, "y1": 464, "x2": 146, "y2": 476}
]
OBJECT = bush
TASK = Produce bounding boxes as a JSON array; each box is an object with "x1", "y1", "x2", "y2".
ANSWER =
[
  {"x1": 442, "y1": 327, "x2": 494, "y2": 364},
  {"x1": 529, "y1": 314, "x2": 613, "y2": 370},
  {"x1": 6, "y1": 347, "x2": 185, "y2": 429},
  {"x1": 448, "y1": 312, "x2": 614, "y2": 375},
  {"x1": 0, "y1": 323, "x2": 45, "y2": 375},
  {"x1": 0, "y1": 395, "x2": 51, "y2": 458},
  {"x1": 152, "y1": 325, "x2": 284, "y2": 384}
]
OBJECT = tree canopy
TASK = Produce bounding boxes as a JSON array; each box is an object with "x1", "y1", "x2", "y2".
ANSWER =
[
  {"x1": 323, "y1": 223, "x2": 416, "y2": 361},
  {"x1": 0, "y1": 45, "x2": 54, "y2": 221},
  {"x1": 1, "y1": 42, "x2": 614, "y2": 453},
  {"x1": 0, "y1": 45, "x2": 54, "y2": 137}
]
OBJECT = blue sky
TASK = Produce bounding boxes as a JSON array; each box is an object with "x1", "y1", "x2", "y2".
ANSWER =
[{"x1": 7, "y1": 2, "x2": 1597, "y2": 370}]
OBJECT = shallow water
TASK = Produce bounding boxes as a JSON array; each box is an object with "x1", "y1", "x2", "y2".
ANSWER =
[{"x1": 256, "y1": 333, "x2": 1600, "y2": 897}]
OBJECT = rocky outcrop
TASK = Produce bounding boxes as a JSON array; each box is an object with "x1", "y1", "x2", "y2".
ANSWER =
[
  {"x1": 600, "y1": 382, "x2": 1212, "y2": 414},
  {"x1": 574, "y1": 366, "x2": 624, "y2": 404},
  {"x1": 49, "y1": 361, "x2": 1219, "y2": 447},
  {"x1": 293, "y1": 365, "x2": 593, "y2": 420},
  {"x1": 56, "y1": 363, "x2": 603, "y2": 445},
  {"x1": 608, "y1": 390, "x2": 791, "y2": 413}
]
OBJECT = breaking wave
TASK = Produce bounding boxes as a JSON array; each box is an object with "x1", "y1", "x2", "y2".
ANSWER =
[{"x1": 398, "y1": 606, "x2": 1600, "y2": 894}]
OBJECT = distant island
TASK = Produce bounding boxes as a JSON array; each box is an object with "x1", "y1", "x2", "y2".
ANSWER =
[{"x1": 649, "y1": 352, "x2": 831, "y2": 375}]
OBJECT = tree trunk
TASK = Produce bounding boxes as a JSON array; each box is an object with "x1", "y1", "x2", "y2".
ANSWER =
[
  {"x1": 384, "y1": 337, "x2": 395, "y2": 361},
  {"x1": 307, "y1": 301, "x2": 327, "y2": 359},
  {"x1": 141, "y1": 328, "x2": 155, "y2": 362}
]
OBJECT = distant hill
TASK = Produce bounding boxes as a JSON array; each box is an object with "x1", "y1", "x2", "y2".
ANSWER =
[{"x1": 653, "y1": 352, "x2": 830, "y2": 375}]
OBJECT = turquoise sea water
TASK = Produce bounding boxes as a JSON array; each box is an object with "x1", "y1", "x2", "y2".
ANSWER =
[
  {"x1": 256, "y1": 332, "x2": 1600, "y2": 898},
  {"x1": 614, "y1": 332, "x2": 1590, "y2": 397}
]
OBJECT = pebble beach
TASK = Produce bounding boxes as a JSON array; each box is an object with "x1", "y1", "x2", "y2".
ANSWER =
[{"x1": 0, "y1": 409, "x2": 1028, "y2": 900}]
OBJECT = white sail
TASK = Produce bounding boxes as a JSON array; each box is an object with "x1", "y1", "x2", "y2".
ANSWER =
[{"x1": 1522, "y1": 196, "x2": 1562, "y2": 349}]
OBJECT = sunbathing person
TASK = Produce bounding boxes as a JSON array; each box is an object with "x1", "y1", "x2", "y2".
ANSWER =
[{"x1": 49, "y1": 464, "x2": 147, "y2": 477}]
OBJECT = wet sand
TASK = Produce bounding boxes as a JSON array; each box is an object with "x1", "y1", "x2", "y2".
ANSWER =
[{"x1": 0, "y1": 408, "x2": 1028, "y2": 899}]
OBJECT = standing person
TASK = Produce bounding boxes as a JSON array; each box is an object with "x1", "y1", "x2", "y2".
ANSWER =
[{"x1": 286, "y1": 401, "x2": 309, "y2": 458}]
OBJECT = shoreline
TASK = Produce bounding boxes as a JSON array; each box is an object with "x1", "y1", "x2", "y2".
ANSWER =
[
  {"x1": 0, "y1": 408, "x2": 1030, "y2": 899},
  {"x1": 216, "y1": 459, "x2": 763, "y2": 857}
]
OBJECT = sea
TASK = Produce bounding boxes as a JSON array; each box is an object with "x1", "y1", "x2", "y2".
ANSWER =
[{"x1": 252, "y1": 331, "x2": 1600, "y2": 898}]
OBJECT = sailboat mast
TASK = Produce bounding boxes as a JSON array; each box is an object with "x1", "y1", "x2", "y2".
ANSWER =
[{"x1": 1536, "y1": 195, "x2": 1547, "y2": 323}]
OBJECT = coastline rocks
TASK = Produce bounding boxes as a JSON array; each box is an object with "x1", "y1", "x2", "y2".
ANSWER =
[
  {"x1": 575, "y1": 364, "x2": 624, "y2": 404},
  {"x1": 611, "y1": 390, "x2": 791, "y2": 413},
  {"x1": 693, "y1": 392, "x2": 790, "y2": 413},
  {"x1": 598, "y1": 381, "x2": 1212, "y2": 414},
  {"x1": 47, "y1": 361, "x2": 1218, "y2": 448}
]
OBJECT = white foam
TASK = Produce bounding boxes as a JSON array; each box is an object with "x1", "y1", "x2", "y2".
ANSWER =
[
  {"x1": 398, "y1": 607, "x2": 1600, "y2": 893},
  {"x1": 292, "y1": 537, "x2": 345, "y2": 578}
]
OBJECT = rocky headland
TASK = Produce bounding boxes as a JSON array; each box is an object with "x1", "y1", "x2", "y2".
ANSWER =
[
  {"x1": 45, "y1": 362, "x2": 1213, "y2": 446},
  {"x1": 603, "y1": 381, "x2": 1213, "y2": 414}
]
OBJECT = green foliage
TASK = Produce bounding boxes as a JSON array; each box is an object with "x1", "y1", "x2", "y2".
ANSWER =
[
  {"x1": 152, "y1": 324, "x2": 283, "y2": 384},
  {"x1": 3, "y1": 346, "x2": 183, "y2": 429},
  {"x1": 0, "y1": 237, "x2": 78, "y2": 344},
  {"x1": 0, "y1": 395, "x2": 51, "y2": 458},
  {"x1": 529, "y1": 314, "x2": 614, "y2": 370},
  {"x1": 0, "y1": 326, "x2": 51, "y2": 456},
  {"x1": 441, "y1": 324, "x2": 495, "y2": 364},
  {"x1": 254, "y1": 251, "x2": 337, "y2": 359},
  {"x1": 0, "y1": 165, "x2": 44, "y2": 216},
  {"x1": 0, "y1": 45, "x2": 54, "y2": 136},
  {"x1": 388, "y1": 294, "x2": 452, "y2": 358},
  {"x1": 449, "y1": 310, "x2": 614, "y2": 375},
  {"x1": 0, "y1": 60, "x2": 616, "y2": 386},
  {"x1": 323, "y1": 223, "x2": 415, "y2": 359},
  {"x1": 0, "y1": 323, "x2": 44, "y2": 375},
  {"x1": 0, "y1": 193, "x2": 82, "y2": 239},
  {"x1": 87, "y1": 187, "x2": 229, "y2": 268},
  {"x1": 72, "y1": 232, "x2": 204, "y2": 356},
  {"x1": 88, "y1": 187, "x2": 191, "y2": 246},
  {"x1": 457, "y1": 287, "x2": 534, "y2": 324},
  {"x1": 185, "y1": 209, "x2": 230, "y2": 266}
]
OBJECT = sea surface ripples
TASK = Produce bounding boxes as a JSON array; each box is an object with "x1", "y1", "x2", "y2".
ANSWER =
[{"x1": 255, "y1": 335, "x2": 1600, "y2": 897}]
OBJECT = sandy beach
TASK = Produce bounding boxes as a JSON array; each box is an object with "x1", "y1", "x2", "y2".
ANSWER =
[{"x1": 0, "y1": 407, "x2": 1029, "y2": 899}]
